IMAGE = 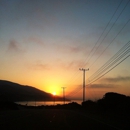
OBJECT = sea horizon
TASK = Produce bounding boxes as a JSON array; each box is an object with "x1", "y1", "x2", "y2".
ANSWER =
[{"x1": 16, "y1": 99, "x2": 83, "y2": 106}]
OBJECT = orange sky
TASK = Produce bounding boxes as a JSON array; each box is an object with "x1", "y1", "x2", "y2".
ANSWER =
[{"x1": 0, "y1": 0, "x2": 130, "y2": 100}]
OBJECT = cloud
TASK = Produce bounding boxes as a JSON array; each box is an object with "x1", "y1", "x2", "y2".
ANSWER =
[
  {"x1": 57, "y1": 60, "x2": 87, "y2": 70},
  {"x1": 88, "y1": 83, "x2": 116, "y2": 88},
  {"x1": 55, "y1": 44, "x2": 82, "y2": 54},
  {"x1": 101, "y1": 76, "x2": 130, "y2": 83},
  {"x1": 25, "y1": 36, "x2": 44, "y2": 45},
  {"x1": 28, "y1": 61, "x2": 50, "y2": 71},
  {"x1": 7, "y1": 39, "x2": 24, "y2": 54},
  {"x1": 34, "y1": 63, "x2": 50, "y2": 70},
  {"x1": 69, "y1": 46, "x2": 81, "y2": 53}
]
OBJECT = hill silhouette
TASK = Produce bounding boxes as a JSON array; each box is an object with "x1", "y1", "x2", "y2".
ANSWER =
[
  {"x1": 97, "y1": 92, "x2": 130, "y2": 111},
  {"x1": 82, "y1": 92, "x2": 130, "y2": 113},
  {"x1": 0, "y1": 80, "x2": 64, "y2": 102}
]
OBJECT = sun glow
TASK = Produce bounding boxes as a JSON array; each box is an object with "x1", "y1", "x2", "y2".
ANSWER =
[
  {"x1": 52, "y1": 92, "x2": 56, "y2": 96},
  {"x1": 43, "y1": 79, "x2": 64, "y2": 96}
]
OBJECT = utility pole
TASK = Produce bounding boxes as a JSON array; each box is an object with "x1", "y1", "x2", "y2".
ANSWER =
[
  {"x1": 79, "y1": 68, "x2": 89, "y2": 102},
  {"x1": 61, "y1": 87, "x2": 66, "y2": 104}
]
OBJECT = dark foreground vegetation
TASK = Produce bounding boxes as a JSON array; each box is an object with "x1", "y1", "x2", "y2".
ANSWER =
[{"x1": 0, "y1": 92, "x2": 130, "y2": 129}]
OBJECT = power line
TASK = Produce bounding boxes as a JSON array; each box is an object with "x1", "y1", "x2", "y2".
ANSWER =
[
  {"x1": 83, "y1": 0, "x2": 124, "y2": 66},
  {"x1": 87, "y1": 53, "x2": 130, "y2": 86},
  {"x1": 88, "y1": 41, "x2": 130, "y2": 82},
  {"x1": 65, "y1": 0, "x2": 127, "y2": 96},
  {"x1": 68, "y1": 47, "x2": 130, "y2": 99},
  {"x1": 89, "y1": 17, "x2": 130, "y2": 69},
  {"x1": 67, "y1": 86, "x2": 82, "y2": 99},
  {"x1": 67, "y1": 41, "x2": 130, "y2": 99},
  {"x1": 87, "y1": 41, "x2": 130, "y2": 85},
  {"x1": 65, "y1": 1, "x2": 130, "y2": 100},
  {"x1": 66, "y1": 41, "x2": 130, "y2": 100},
  {"x1": 84, "y1": 0, "x2": 130, "y2": 68}
]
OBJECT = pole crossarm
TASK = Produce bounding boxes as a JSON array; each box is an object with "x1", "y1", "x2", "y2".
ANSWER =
[{"x1": 79, "y1": 68, "x2": 89, "y2": 71}]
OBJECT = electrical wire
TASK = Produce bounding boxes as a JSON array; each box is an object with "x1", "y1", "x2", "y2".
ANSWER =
[
  {"x1": 83, "y1": 0, "x2": 124, "y2": 67},
  {"x1": 87, "y1": 53, "x2": 130, "y2": 86},
  {"x1": 66, "y1": 0, "x2": 130, "y2": 100},
  {"x1": 67, "y1": 41, "x2": 130, "y2": 99},
  {"x1": 65, "y1": 0, "x2": 125, "y2": 97},
  {"x1": 84, "y1": 0, "x2": 130, "y2": 67},
  {"x1": 89, "y1": 17, "x2": 130, "y2": 69},
  {"x1": 87, "y1": 42, "x2": 130, "y2": 84},
  {"x1": 88, "y1": 41, "x2": 130, "y2": 82}
]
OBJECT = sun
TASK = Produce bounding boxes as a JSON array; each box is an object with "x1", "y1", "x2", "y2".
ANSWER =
[{"x1": 52, "y1": 92, "x2": 56, "y2": 96}]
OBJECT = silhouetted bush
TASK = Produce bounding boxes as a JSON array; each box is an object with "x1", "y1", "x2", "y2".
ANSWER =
[
  {"x1": 97, "y1": 92, "x2": 130, "y2": 112},
  {"x1": 82, "y1": 100, "x2": 97, "y2": 110},
  {"x1": 0, "y1": 101, "x2": 19, "y2": 110}
]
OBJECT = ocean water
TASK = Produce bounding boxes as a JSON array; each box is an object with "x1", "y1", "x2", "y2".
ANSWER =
[{"x1": 16, "y1": 100, "x2": 82, "y2": 106}]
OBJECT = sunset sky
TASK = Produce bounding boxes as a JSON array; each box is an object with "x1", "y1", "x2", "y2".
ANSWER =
[{"x1": 0, "y1": 0, "x2": 130, "y2": 100}]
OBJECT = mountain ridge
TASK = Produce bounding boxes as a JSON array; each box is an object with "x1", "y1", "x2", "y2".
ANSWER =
[{"x1": 0, "y1": 80, "x2": 63, "y2": 102}]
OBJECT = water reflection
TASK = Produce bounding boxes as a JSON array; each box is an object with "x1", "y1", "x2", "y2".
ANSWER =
[{"x1": 16, "y1": 100, "x2": 82, "y2": 106}]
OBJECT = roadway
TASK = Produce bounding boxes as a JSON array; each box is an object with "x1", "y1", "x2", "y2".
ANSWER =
[{"x1": 0, "y1": 109, "x2": 128, "y2": 130}]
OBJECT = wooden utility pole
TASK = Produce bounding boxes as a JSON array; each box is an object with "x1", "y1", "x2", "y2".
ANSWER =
[
  {"x1": 79, "y1": 68, "x2": 89, "y2": 102},
  {"x1": 61, "y1": 87, "x2": 66, "y2": 104}
]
